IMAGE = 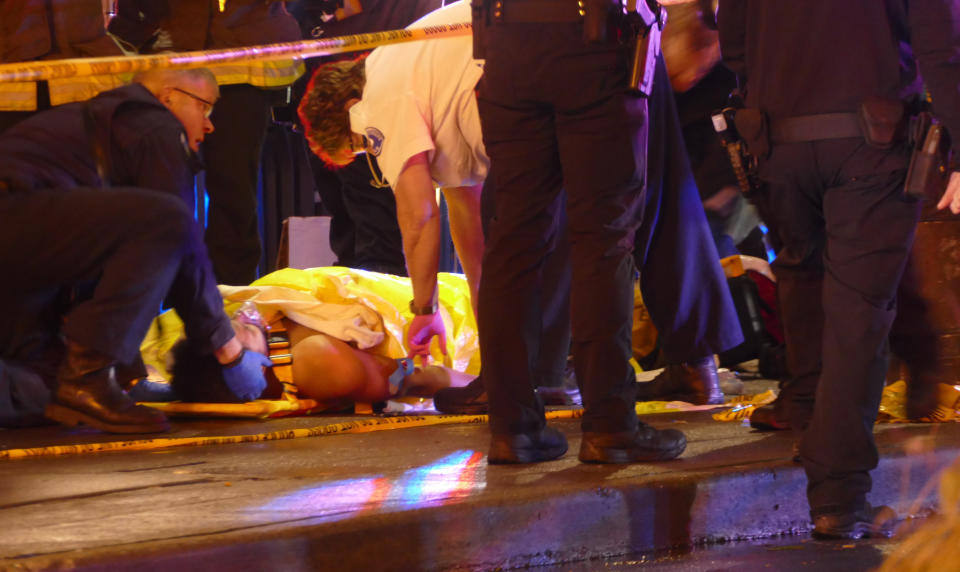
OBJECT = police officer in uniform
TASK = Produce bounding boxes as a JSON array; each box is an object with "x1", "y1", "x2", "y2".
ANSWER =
[
  {"x1": 110, "y1": 0, "x2": 304, "y2": 285},
  {"x1": 474, "y1": 0, "x2": 691, "y2": 463},
  {"x1": 718, "y1": 0, "x2": 960, "y2": 538},
  {"x1": 0, "y1": 69, "x2": 272, "y2": 432}
]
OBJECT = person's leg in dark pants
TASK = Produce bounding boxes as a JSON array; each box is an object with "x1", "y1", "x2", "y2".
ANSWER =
[
  {"x1": 163, "y1": 210, "x2": 236, "y2": 356},
  {"x1": 0, "y1": 187, "x2": 194, "y2": 432},
  {"x1": 478, "y1": 22, "x2": 684, "y2": 464},
  {"x1": 433, "y1": 177, "x2": 571, "y2": 415},
  {"x1": 759, "y1": 138, "x2": 919, "y2": 532},
  {"x1": 309, "y1": 153, "x2": 358, "y2": 267},
  {"x1": 759, "y1": 143, "x2": 828, "y2": 434},
  {"x1": 203, "y1": 84, "x2": 274, "y2": 285},
  {"x1": 890, "y1": 247, "x2": 942, "y2": 420},
  {"x1": 476, "y1": 99, "x2": 564, "y2": 439},
  {"x1": 336, "y1": 155, "x2": 407, "y2": 275},
  {"x1": 802, "y1": 141, "x2": 919, "y2": 522}
]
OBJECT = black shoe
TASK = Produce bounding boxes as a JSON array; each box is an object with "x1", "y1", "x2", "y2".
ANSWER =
[
  {"x1": 812, "y1": 504, "x2": 897, "y2": 540},
  {"x1": 46, "y1": 342, "x2": 170, "y2": 434},
  {"x1": 488, "y1": 426, "x2": 568, "y2": 464},
  {"x1": 434, "y1": 375, "x2": 488, "y2": 414},
  {"x1": 635, "y1": 356, "x2": 723, "y2": 405},
  {"x1": 536, "y1": 385, "x2": 582, "y2": 406},
  {"x1": 749, "y1": 403, "x2": 790, "y2": 431},
  {"x1": 579, "y1": 423, "x2": 687, "y2": 463}
]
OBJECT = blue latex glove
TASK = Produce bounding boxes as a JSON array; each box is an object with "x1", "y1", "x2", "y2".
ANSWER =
[{"x1": 221, "y1": 349, "x2": 271, "y2": 402}]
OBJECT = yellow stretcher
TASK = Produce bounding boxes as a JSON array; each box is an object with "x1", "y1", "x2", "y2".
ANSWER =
[{"x1": 138, "y1": 266, "x2": 480, "y2": 418}]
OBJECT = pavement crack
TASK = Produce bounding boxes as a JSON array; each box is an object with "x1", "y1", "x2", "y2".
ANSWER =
[
  {"x1": 0, "y1": 478, "x2": 216, "y2": 510},
  {"x1": 116, "y1": 461, "x2": 207, "y2": 473}
]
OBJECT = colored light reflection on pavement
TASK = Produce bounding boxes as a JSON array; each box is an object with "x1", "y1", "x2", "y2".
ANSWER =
[{"x1": 252, "y1": 450, "x2": 486, "y2": 521}]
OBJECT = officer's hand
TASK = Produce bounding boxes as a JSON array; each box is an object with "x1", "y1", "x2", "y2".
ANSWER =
[
  {"x1": 936, "y1": 171, "x2": 960, "y2": 214},
  {"x1": 221, "y1": 349, "x2": 271, "y2": 402},
  {"x1": 407, "y1": 312, "x2": 448, "y2": 366}
]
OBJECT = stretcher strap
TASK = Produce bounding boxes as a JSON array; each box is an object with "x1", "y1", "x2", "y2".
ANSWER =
[
  {"x1": 266, "y1": 320, "x2": 298, "y2": 402},
  {"x1": 0, "y1": 23, "x2": 473, "y2": 83}
]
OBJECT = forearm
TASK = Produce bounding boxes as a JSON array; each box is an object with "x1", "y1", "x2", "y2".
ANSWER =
[
  {"x1": 441, "y1": 184, "x2": 484, "y2": 317},
  {"x1": 395, "y1": 152, "x2": 443, "y2": 309},
  {"x1": 401, "y1": 211, "x2": 442, "y2": 308}
]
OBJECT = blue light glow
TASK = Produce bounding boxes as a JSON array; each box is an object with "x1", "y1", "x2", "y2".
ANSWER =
[{"x1": 251, "y1": 450, "x2": 485, "y2": 522}]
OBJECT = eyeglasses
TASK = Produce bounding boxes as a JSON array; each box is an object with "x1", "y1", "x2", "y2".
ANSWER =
[{"x1": 172, "y1": 86, "x2": 215, "y2": 118}]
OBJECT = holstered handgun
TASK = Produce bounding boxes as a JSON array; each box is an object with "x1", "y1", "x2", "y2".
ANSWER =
[
  {"x1": 905, "y1": 112, "x2": 949, "y2": 200},
  {"x1": 625, "y1": 0, "x2": 664, "y2": 97}
]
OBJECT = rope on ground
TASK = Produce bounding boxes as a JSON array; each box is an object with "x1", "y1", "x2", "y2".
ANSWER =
[{"x1": 0, "y1": 23, "x2": 472, "y2": 83}]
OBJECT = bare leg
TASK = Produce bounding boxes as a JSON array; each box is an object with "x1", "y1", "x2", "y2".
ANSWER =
[
  {"x1": 288, "y1": 322, "x2": 473, "y2": 402},
  {"x1": 405, "y1": 366, "x2": 475, "y2": 396},
  {"x1": 291, "y1": 333, "x2": 395, "y2": 403}
]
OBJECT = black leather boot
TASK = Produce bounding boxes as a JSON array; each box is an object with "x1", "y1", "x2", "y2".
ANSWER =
[
  {"x1": 634, "y1": 356, "x2": 724, "y2": 405},
  {"x1": 45, "y1": 342, "x2": 170, "y2": 434}
]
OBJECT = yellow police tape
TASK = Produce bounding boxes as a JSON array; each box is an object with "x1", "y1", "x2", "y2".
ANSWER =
[
  {"x1": 0, "y1": 409, "x2": 555, "y2": 460},
  {"x1": 0, "y1": 398, "x2": 739, "y2": 460},
  {"x1": 0, "y1": 23, "x2": 472, "y2": 83}
]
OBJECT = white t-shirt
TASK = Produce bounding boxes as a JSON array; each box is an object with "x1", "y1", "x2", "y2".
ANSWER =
[{"x1": 348, "y1": 1, "x2": 488, "y2": 189}]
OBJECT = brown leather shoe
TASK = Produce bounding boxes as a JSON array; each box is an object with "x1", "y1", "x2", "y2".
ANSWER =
[
  {"x1": 488, "y1": 426, "x2": 568, "y2": 464},
  {"x1": 45, "y1": 342, "x2": 170, "y2": 434},
  {"x1": 749, "y1": 403, "x2": 790, "y2": 431},
  {"x1": 579, "y1": 423, "x2": 687, "y2": 463},
  {"x1": 635, "y1": 356, "x2": 723, "y2": 404}
]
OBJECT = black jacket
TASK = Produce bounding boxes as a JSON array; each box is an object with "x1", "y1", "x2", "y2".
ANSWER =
[
  {"x1": 718, "y1": 0, "x2": 960, "y2": 142},
  {"x1": 0, "y1": 83, "x2": 199, "y2": 205}
]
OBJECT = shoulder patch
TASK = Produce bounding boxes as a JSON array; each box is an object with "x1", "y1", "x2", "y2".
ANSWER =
[{"x1": 364, "y1": 127, "x2": 385, "y2": 157}]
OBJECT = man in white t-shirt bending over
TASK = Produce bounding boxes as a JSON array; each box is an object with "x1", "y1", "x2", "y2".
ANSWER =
[
  {"x1": 298, "y1": 0, "x2": 738, "y2": 416},
  {"x1": 298, "y1": 0, "x2": 489, "y2": 362}
]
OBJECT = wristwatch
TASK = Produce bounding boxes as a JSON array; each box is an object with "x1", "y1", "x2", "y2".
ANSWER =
[{"x1": 409, "y1": 299, "x2": 438, "y2": 316}]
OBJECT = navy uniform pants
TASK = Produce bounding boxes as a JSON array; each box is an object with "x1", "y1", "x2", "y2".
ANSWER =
[
  {"x1": 0, "y1": 187, "x2": 234, "y2": 371},
  {"x1": 310, "y1": 153, "x2": 408, "y2": 276},
  {"x1": 478, "y1": 23, "x2": 743, "y2": 436},
  {"x1": 478, "y1": 21, "x2": 647, "y2": 436},
  {"x1": 758, "y1": 139, "x2": 920, "y2": 516},
  {"x1": 203, "y1": 84, "x2": 275, "y2": 286}
]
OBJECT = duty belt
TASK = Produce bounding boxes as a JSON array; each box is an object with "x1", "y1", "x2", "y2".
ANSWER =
[
  {"x1": 490, "y1": 0, "x2": 586, "y2": 23},
  {"x1": 769, "y1": 112, "x2": 862, "y2": 144}
]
